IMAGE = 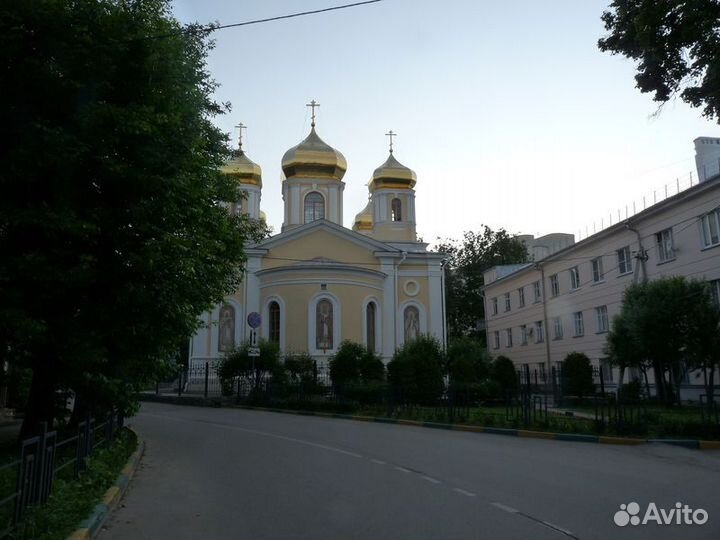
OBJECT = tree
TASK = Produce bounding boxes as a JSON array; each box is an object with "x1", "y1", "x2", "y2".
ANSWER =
[
  {"x1": 561, "y1": 352, "x2": 595, "y2": 402},
  {"x1": 435, "y1": 226, "x2": 528, "y2": 338},
  {"x1": 0, "y1": 0, "x2": 259, "y2": 438},
  {"x1": 598, "y1": 0, "x2": 720, "y2": 122},
  {"x1": 447, "y1": 336, "x2": 491, "y2": 385},
  {"x1": 613, "y1": 277, "x2": 720, "y2": 405},
  {"x1": 219, "y1": 340, "x2": 284, "y2": 393},
  {"x1": 284, "y1": 352, "x2": 316, "y2": 385},
  {"x1": 606, "y1": 312, "x2": 647, "y2": 397},
  {"x1": 387, "y1": 335, "x2": 444, "y2": 405}
]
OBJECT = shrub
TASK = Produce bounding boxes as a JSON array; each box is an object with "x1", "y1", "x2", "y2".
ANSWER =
[
  {"x1": 490, "y1": 356, "x2": 519, "y2": 398},
  {"x1": 329, "y1": 341, "x2": 384, "y2": 386},
  {"x1": 285, "y1": 352, "x2": 316, "y2": 384},
  {"x1": 387, "y1": 335, "x2": 444, "y2": 405},
  {"x1": 562, "y1": 352, "x2": 595, "y2": 401},
  {"x1": 218, "y1": 340, "x2": 284, "y2": 395}
]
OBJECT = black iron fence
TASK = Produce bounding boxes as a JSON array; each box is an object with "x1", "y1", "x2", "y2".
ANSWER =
[{"x1": 0, "y1": 413, "x2": 121, "y2": 537}]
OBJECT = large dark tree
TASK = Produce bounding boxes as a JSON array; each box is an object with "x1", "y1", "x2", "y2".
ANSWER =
[
  {"x1": 598, "y1": 0, "x2": 720, "y2": 121},
  {"x1": 0, "y1": 0, "x2": 257, "y2": 438},
  {"x1": 435, "y1": 226, "x2": 528, "y2": 339}
]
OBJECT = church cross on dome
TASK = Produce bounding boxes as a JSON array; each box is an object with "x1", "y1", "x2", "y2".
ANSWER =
[
  {"x1": 234, "y1": 122, "x2": 247, "y2": 150},
  {"x1": 306, "y1": 100, "x2": 320, "y2": 127},
  {"x1": 385, "y1": 130, "x2": 397, "y2": 153}
]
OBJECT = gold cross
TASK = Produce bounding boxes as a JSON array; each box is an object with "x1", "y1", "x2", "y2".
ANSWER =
[
  {"x1": 385, "y1": 130, "x2": 397, "y2": 153},
  {"x1": 234, "y1": 122, "x2": 247, "y2": 149},
  {"x1": 306, "y1": 100, "x2": 320, "y2": 127}
]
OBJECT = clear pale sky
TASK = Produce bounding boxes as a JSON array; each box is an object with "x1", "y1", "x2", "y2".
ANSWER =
[{"x1": 172, "y1": 0, "x2": 718, "y2": 245}]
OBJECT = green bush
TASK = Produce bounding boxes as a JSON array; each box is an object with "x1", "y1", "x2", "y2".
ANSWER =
[
  {"x1": 490, "y1": 356, "x2": 519, "y2": 397},
  {"x1": 447, "y1": 336, "x2": 491, "y2": 385},
  {"x1": 329, "y1": 341, "x2": 384, "y2": 386},
  {"x1": 562, "y1": 352, "x2": 595, "y2": 401},
  {"x1": 218, "y1": 340, "x2": 285, "y2": 395},
  {"x1": 387, "y1": 335, "x2": 444, "y2": 405}
]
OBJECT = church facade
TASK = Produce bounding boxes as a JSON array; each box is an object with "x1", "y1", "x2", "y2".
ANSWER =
[{"x1": 189, "y1": 109, "x2": 447, "y2": 369}]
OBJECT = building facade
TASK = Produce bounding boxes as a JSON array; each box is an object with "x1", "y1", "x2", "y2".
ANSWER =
[
  {"x1": 189, "y1": 110, "x2": 446, "y2": 374},
  {"x1": 483, "y1": 173, "x2": 720, "y2": 397}
]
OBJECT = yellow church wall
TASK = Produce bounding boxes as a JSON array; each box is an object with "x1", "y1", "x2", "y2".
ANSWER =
[{"x1": 261, "y1": 230, "x2": 379, "y2": 271}]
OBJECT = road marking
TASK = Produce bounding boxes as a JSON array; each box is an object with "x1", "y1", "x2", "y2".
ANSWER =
[
  {"x1": 491, "y1": 502, "x2": 519, "y2": 513},
  {"x1": 421, "y1": 475, "x2": 441, "y2": 484},
  {"x1": 541, "y1": 521, "x2": 576, "y2": 538},
  {"x1": 394, "y1": 466, "x2": 411, "y2": 473},
  {"x1": 453, "y1": 488, "x2": 477, "y2": 497},
  {"x1": 370, "y1": 459, "x2": 386, "y2": 465}
]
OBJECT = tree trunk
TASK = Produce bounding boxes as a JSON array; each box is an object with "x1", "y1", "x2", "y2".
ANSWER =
[{"x1": 19, "y1": 364, "x2": 58, "y2": 440}]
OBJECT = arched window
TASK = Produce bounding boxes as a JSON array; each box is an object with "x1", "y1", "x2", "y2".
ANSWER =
[
  {"x1": 304, "y1": 191, "x2": 325, "y2": 223},
  {"x1": 404, "y1": 305, "x2": 419, "y2": 343},
  {"x1": 316, "y1": 299, "x2": 333, "y2": 350},
  {"x1": 269, "y1": 301, "x2": 280, "y2": 344},
  {"x1": 218, "y1": 304, "x2": 235, "y2": 352},
  {"x1": 391, "y1": 198, "x2": 402, "y2": 222},
  {"x1": 366, "y1": 302, "x2": 376, "y2": 353}
]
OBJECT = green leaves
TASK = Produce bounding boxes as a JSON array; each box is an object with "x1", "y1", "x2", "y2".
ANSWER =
[{"x1": 599, "y1": 0, "x2": 720, "y2": 121}]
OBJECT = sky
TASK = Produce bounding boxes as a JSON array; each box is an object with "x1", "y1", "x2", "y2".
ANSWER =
[{"x1": 171, "y1": 0, "x2": 718, "y2": 245}]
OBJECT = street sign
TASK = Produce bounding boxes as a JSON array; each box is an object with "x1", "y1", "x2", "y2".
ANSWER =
[
  {"x1": 248, "y1": 347, "x2": 260, "y2": 357},
  {"x1": 247, "y1": 312, "x2": 262, "y2": 329}
]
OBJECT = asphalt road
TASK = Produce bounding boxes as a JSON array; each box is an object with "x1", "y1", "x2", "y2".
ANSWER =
[{"x1": 99, "y1": 402, "x2": 720, "y2": 540}]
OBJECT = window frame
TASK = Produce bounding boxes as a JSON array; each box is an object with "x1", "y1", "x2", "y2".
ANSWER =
[
  {"x1": 595, "y1": 305, "x2": 609, "y2": 333},
  {"x1": 700, "y1": 208, "x2": 720, "y2": 248},
  {"x1": 549, "y1": 274, "x2": 559, "y2": 297},
  {"x1": 553, "y1": 316, "x2": 563, "y2": 340},
  {"x1": 491, "y1": 297, "x2": 498, "y2": 315},
  {"x1": 504, "y1": 292, "x2": 511, "y2": 312},
  {"x1": 520, "y1": 324, "x2": 528, "y2": 345},
  {"x1": 505, "y1": 328, "x2": 513, "y2": 348},
  {"x1": 591, "y1": 257, "x2": 604, "y2": 283},
  {"x1": 391, "y1": 198, "x2": 402, "y2": 222},
  {"x1": 533, "y1": 281, "x2": 542, "y2": 302},
  {"x1": 268, "y1": 301, "x2": 281, "y2": 344},
  {"x1": 655, "y1": 228, "x2": 675, "y2": 263},
  {"x1": 493, "y1": 331, "x2": 500, "y2": 350},
  {"x1": 617, "y1": 246, "x2": 633, "y2": 275},
  {"x1": 535, "y1": 320, "x2": 544, "y2": 343},
  {"x1": 569, "y1": 266, "x2": 580, "y2": 290},
  {"x1": 518, "y1": 287, "x2": 525, "y2": 308},
  {"x1": 573, "y1": 311, "x2": 584, "y2": 337},
  {"x1": 304, "y1": 191, "x2": 325, "y2": 223}
]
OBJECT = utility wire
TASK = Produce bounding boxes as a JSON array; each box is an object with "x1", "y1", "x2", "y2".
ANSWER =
[{"x1": 141, "y1": 0, "x2": 383, "y2": 41}]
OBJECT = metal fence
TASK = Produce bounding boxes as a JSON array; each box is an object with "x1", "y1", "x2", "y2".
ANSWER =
[{"x1": 0, "y1": 413, "x2": 120, "y2": 537}]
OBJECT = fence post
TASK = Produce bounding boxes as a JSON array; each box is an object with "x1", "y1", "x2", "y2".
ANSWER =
[
  {"x1": 204, "y1": 361, "x2": 209, "y2": 399},
  {"x1": 599, "y1": 366, "x2": 605, "y2": 395}
]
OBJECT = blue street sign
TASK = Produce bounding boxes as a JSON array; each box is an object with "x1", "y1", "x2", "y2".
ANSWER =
[{"x1": 247, "y1": 312, "x2": 262, "y2": 329}]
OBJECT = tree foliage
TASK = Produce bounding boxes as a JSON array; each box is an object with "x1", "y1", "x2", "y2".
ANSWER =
[
  {"x1": 598, "y1": 0, "x2": 720, "y2": 121},
  {"x1": 387, "y1": 335, "x2": 445, "y2": 404},
  {"x1": 329, "y1": 341, "x2": 384, "y2": 386},
  {"x1": 219, "y1": 340, "x2": 284, "y2": 393},
  {"x1": 490, "y1": 356, "x2": 519, "y2": 398},
  {"x1": 609, "y1": 277, "x2": 720, "y2": 405},
  {"x1": 435, "y1": 226, "x2": 528, "y2": 338},
  {"x1": 561, "y1": 352, "x2": 595, "y2": 401},
  {"x1": 0, "y1": 0, "x2": 258, "y2": 437},
  {"x1": 447, "y1": 336, "x2": 491, "y2": 385}
]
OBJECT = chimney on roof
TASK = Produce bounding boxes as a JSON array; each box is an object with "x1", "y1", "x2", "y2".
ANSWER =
[{"x1": 694, "y1": 136, "x2": 720, "y2": 182}]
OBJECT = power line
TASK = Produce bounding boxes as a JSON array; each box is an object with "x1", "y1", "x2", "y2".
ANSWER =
[{"x1": 141, "y1": 1, "x2": 384, "y2": 41}]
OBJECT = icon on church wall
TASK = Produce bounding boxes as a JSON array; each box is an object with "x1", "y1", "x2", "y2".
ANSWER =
[
  {"x1": 219, "y1": 304, "x2": 236, "y2": 352},
  {"x1": 404, "y1": 305, "x2": 419, "y2": 343},
  {"x1": 316, "y1": 299, "x2": 333, "y2": 350}
]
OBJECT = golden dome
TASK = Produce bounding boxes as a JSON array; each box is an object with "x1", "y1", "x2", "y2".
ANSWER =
[
  {"x1": 370, "y1": 152, "x2": 416, "y2": 190},
  {"x1": 220, "y1": 148, "x2": 262, "y2": 187},
  {"x1": 352, "y1": 200, "x2": 374, "y2": 232},
  {"x1": 259, "y1": 209, "x2": 267, "y2": 221},
  {"x1": 282, "y1": 127, "x2": 347, "y2": 181}
]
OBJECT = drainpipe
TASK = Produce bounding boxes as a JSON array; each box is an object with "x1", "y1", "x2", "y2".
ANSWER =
[
  {"x1": 395, "y1": 251, "x2": 407, "y2": 348},
  {"x1": 440, "y1": 258, "x2": 448, "y2": 352},
  {"x1": 536, "y1": 263, "x2": 552, "y2": 392}
]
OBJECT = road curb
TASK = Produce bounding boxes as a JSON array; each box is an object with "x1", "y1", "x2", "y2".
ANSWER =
[{"x1": 66, "y1": 430, "x2": 145, "y2": 540}]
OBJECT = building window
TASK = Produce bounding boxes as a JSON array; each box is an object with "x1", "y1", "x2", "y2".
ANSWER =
[
  {"x1": 218, "y1": 304, "x2": 236, "y2": 352},
  {"x1": 366, "y1": 302, "x2": 376, "y2": 353},
  {"x1": 595, "y1": 305, "x2": 609, "y2": 333},
  {"x1": 701, "y1": 208, "x2": 720, "y2": 248},
  {"x1": 504, "y1": 292, "x2": 511, "y2": 312},
  {"x1": 491, "y1": 297, "x2": 498, "y2": 315},
  {"x1": 269, "y1": 301, "x2": 280, "y2": 344},
  {"x1": 391, "y1": 198, "x2": 402, "y2": 222},
  {"x1": 617, "y1": 246, "x2": 633, "y2": 275},
  {"x1": 304, "y1": 191, "x2": 325, "y2": 223},
  {"x1": 520, "y1": 324, "x2": 528, "y2": 345},
  {"x1": 533, "y1": 281, "x2": 542, "y2": 302},
  {"x1": 506, "y1": 328, "x2": 513, "y2": 347},
  {"x1": 569, "y1": 266, "x2": 580, "y2": 290},
  {"x1": 573, "y1": 311, "x2": 584, "y2": 337},
  {"x1": 553, "y1": 317, "x2": 563, "y2": 340},
  {"x1": 591, "y1": 257, "x2": 604, "y2": 283},
  {"x1": 550, "y1": 274, "x2": 559, "y2": 297},
  {"x1": 600, "y1": 358, "x2": 614, "y2": 382},
  {"x1": 535, "y1": 320, "x2": 544, "y2": 343},
  {"x1": 518, "y1": 287, "x2": 525, "y2": 307},
  {"x1": 709, "y1": 279, "x2": 720, "y2": 306},
  {"x1": 493, "y1": 331, "x2": 500, "y2": 350},
  {"x1": 655, "y1": 228, "x2": 675, "y2": 262}
]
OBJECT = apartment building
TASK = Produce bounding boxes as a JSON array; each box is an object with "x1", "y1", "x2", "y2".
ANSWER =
[{"x1": 483, "y1": 173, "x2": 720, "y2": 397}]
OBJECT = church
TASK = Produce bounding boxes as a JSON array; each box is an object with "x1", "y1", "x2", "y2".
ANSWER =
[{"x1": 189, "y1": 103, "x2": 447, "y2": 370}]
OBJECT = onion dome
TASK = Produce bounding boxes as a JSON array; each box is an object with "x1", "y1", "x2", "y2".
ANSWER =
[
  {"x1": 220, "y1": 148, "x2": 262, "y2": 188},
  {"x1": 370, "y1": 152, "x2": 416, "y2": 191},
  {"x1": 352, "y1": 200, "x2": 374, "y2": 232},
  {"x1": 281, "y1": 127, "x2": 347, "y2": 181},
  {"x1": 259, "y1": 209, "x2": 267, "y2": 222}
]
